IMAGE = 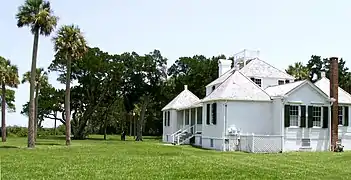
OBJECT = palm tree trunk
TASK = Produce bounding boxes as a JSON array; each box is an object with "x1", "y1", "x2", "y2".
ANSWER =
[
  {"x1": 1, "y1": 83, "x2": 6, "y2": 142},
  {"x1": 34, "y1": 83, "x2": 40, "y2": 142},
  {"x1": 65, "y1": 56, "x2": 72, "y2": 146},
  {"x1": 28, "y1": 28, "x2": 39, "y2": 148}
]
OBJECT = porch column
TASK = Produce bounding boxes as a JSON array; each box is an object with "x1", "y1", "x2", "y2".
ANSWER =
[
  {"x1": 195, "y1": 108, "x2": 197, "y2": 132},
  {"x1": 188, "y1": 109, "x2": 191, "y2": 126},
  {"x1": 183, "y1": 109, "x2": 185, "y2": 128}
]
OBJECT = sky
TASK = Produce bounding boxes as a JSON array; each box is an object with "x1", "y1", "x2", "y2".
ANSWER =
[{"x1": 1, "y1": 0, "x2": 351, "y2": 128}]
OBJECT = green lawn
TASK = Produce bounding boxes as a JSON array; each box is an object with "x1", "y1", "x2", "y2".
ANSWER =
[{"x1": 1, "y1": 136, "x2": 351, "y2": 180}]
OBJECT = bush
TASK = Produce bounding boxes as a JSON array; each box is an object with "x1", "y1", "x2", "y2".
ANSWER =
[
  {"x1": 5, "y1": 125, "x2": 66, "y2": 138},
  {"x1": 6, "y1": 126, "x2": 28, "y2": 137}
]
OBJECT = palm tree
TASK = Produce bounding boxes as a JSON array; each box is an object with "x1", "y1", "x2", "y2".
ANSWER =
[
  {"x1": 285, "y1": 62, "x2": 309, "y2": 81},
  {"x1": 52, "y1": 25, "x2": 87, "y2": 145},
  {"x1": 21, "y1": 68, "x2": 48, "y2": 141},
  {"x1": 0, "y1": 57, "x2": 20, "y2": 142},
  {"x1": 16, "y1": 0, "x2": 58, "y2": 148}
]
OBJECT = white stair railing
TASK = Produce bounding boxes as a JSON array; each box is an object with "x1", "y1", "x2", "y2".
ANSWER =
[{"x1": 173, "y1": 125, "x2": 195, "y2": 145}]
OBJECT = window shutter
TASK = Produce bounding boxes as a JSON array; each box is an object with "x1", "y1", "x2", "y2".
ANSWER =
[
  {"x1": 167, "y1": 111, "x2": 170, "y2": 126},
  {"x1": 308, "y1": 106, "x2": 313, "y2": 128},
  {"x1": 345, "y1": 106, "x2": 349, "y2": 126},
  {"x1": 212, "y1": 103, "x2": 217, "y2": 125},
  {"x1": 300, "y1": 105, "x2": 306, "y2": 128},
  {"x1": 322, "y1": 106, "x2": 328, "y2": 128},
  {"x1": 206, "y1": 104, "x2": 210, "y2": 125},
  {"x1": 284, "y1": 105, "x2": 290, "y2": 127},
  {"x1": 164, "y1": 112, "x2": 166, "y2": 126}
]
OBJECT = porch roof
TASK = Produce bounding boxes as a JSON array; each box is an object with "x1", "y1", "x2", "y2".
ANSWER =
[{"x1": 161, "y1": 85, "x2": 201, "y2": 111}]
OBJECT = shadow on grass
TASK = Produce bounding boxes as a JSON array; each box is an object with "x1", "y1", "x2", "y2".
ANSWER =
[
  {"x1": 0, "y1": 145, "x2": 19, "y2": 149},
  {"x1": 35, "y1": 142, "x2": 62, "y2": 146},
  {"x1": 38, "y1": 135, "x2": 162, "y2": 142}
]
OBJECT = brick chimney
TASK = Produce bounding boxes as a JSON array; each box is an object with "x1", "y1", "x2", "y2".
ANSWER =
[{"x1": 330, "y1": 57, "x2": 339, "y2": 151}]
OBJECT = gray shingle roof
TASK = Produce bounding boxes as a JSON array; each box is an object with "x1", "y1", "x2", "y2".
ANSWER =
[
  {"x1": 265, "y1": 80, "x2": 306, "y2": 97},
  {"x1": 314, "y1": 77, "x2": 351, "y2": 104},
  {"x1": 240, "y1": 59, "x2": 295, "y2": 79},
  {"x1": 161, "y1": 86, "x2": 201, "y2": 111},
  {"x1": 202, "y1": 71, "x2": 271, "y2": 102},
  {"x1": 206, "y1": 68, "x2": 235, "y2": 87}
]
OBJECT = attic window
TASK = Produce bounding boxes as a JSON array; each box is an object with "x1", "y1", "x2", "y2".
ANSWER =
[
  {"x1": 250, "y1": 78, "x2": 262, "y2": 87},
  {"x1": 278, "y1": 80, "x2": 284, "y2": 85},
  {"x1": 212, "y1": 86, "x2": 215, "y2": 92}
]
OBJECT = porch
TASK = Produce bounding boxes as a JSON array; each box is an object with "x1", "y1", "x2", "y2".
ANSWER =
[{"x1": 170, "y1": 106, "x2": 203, "y2": 145}]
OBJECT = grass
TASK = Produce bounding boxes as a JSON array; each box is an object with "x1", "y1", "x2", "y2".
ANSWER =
[{"x1": 1, "y1": 136, "x2": 351, "y2": 180}]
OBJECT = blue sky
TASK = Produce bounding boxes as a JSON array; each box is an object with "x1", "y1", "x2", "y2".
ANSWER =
[{"x1": 1, "y1": 0, "x2": 350, "y2": 127}]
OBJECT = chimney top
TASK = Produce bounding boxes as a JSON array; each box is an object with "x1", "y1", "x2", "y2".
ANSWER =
[
  {"x1": 184, "y1": 85, "x2": 188, "y2": 90},
  {"x1": 321, "y1": 71, "x2": 326, "y2": 78},
  {"x1": 330, "y1": 57, "x2": 338, "y2": 61}
]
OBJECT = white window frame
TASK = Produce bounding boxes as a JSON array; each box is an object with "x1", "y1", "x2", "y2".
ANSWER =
[
  {"x1": 338, "y1": 106, "x2": 344, "y2": 126},
  {"x1": 289, "y1": 105, "x2": 300, "y2": 127},
  {"x1": 206, "y1": 103, "x2": 217, "y2": 126},
  {"x1": 312, "y1": 106, "x2": 323, "y2": 128}
]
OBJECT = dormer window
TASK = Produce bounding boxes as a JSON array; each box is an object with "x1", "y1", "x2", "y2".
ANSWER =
[
  {"x1": 278, "y1": 80, "x2": 284, "y2": 85},
  {"x1": 250, "y1": 77, "x2": 262, "y2": 87}
]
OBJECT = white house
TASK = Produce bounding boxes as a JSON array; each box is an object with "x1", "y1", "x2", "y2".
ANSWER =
[{"x1": 162, "y1": 51, "x2": 351, "y2": 153}]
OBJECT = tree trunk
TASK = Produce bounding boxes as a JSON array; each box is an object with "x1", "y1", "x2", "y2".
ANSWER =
[
  {"x1": 1, "y1": 83, "x2": 6, "y2": 142},
  {"x1": 136, "y1": 95, "x2": 150, "y2": 141},
  {"x1": 134, "y1": 114, "x2": 136, "y2": 139},
  {"x1": 103, "y1": 116, "x2": 107, "y2": 140},
  {"x1": 34, "y1": 83, "x2": 40, "y2": 142},
  {"x1": 54, "y1": 111, "x2": 57, "y2": 136},
  {"x1": 129, "y1": 113, "x2": 132, "y2": 136},
  {"x1": 65, "y1": 56, "x2": 72, "y2": 146},
  {"x1": 28, "y1": 28, "x2": 39, "y2": 148}
]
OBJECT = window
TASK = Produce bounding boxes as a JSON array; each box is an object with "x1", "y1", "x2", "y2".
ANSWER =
[
  {"x1": 312, "y1": 106, "x2": 322, "y2": 127},
  {"x1": 212, "y1": 86, "x2": 215, "y2": 92},
  {"x1": 278, "y1": 80, "x2": 285, "y2": 85},
  {"x1": 185, "y1": 109, "x2": 189, "y2": 125},
  {"x1": 289, "y1": 105, "x2": 299, "y2": 126},
  {"x1": 211, "y1": 103, "x2": 217, "y2": 125},
  {"x1": 301, "y1": 139, "x2": 311, "y2": 147},
  {"x1": 197, "y1": 107, "x2": 202, "y2": 124},
  {"x1": 210, "y1": 139, "x2": 214, "y2": 147},
  {"x1": 338, "y1": 106, "x2": 344, "y2": 125},
  {"x1": 285, "y1": 80, "x2": 290, "y2": 84},
  {"x1": 250, "y1": 78, "x2": 262, "y2": 87}
]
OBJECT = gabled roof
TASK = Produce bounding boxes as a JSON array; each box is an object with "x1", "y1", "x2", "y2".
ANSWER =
[
  {"x1": 239, "y1": 59, "x2": 295, "y2": 80},
  {"x1": 314, "y1": 77, "x2": 351, "y2": 104},
  {"x1": 264, "y1": 80, "x2": 329, "y2": 98},
  {"x1": 161, "y1": 85, "x2": 201, "y2": 111},
  {"x1": 202, "y1": 71, "x2": 271, "y2": 102}
]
